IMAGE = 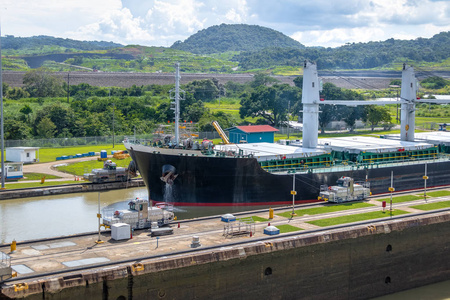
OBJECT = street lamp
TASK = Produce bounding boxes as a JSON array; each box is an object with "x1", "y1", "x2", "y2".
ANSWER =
[
  {"x1": 423, "y1": 163, "x2": 428, "y2": 202},
  {"x1": 290, "y1": 171, "x2": 297, "y2": 218}
]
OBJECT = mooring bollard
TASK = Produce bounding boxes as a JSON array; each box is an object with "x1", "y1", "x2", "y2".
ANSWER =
[{"x1": 11, "y1": 240, "x2": 16, "y2": 253}]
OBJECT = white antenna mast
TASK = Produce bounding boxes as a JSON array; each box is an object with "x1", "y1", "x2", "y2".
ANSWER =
[{"x1": 170, "y1": 63, "x2": 185, "y2": 145}]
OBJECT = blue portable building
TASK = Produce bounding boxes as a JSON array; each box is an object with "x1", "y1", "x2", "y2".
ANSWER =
[{"x1": 227, "y1": 125, "x2": 278, "y2": 144}]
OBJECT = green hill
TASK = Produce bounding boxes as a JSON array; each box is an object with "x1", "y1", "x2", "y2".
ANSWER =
[
  {"x1": 3, "y1": 35, "x2": 123, "y2": 51},
  {"x1": 234, "y1": 31, "x2": 450, "y2": 71},
  {"x1": 170, "y1": 23, "x2": 304, "y2": 54}
]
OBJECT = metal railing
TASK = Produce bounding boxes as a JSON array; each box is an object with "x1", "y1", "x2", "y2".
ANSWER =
[{"x1": 0, "y1": 252, "x2": 11, "y2": 267}]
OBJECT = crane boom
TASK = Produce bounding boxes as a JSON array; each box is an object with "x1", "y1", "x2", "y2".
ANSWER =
[{"x1": 212, "y1": 121, "x2": 230, "y2": 144}]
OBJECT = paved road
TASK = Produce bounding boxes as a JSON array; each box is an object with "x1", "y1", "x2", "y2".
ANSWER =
[{"x1": 18, "y1": 157, "x2": 100, "y2": 183}]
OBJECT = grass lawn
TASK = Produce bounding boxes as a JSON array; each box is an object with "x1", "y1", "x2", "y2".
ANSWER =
[
  {"x1": 238, "y1": 216, "x2": 270, "y2": 222},
  {"x1": 418, "y1": 190, "x2": 450, "y2": 198},
  {"x1": 276, "y1": 224, "x2": 303, "y2": 233},
  {"x1": 22, "y1": 173, "x2": 61, "y2": 180},
  {"x1": 277, "y1": 202, "x2": 374, "y2": 218},
  {"x1": 376, "y1": 195, "x2": 421, "y2": 203},
  {"x1": 5, "y1": 180, "x2": 80, "y2": 189},
  {"x1": 307, "y1": 209, "x2": 410, "y2": 227},
  {"x1": 55, "y1": 157, "x2": 133, "y2": 176},
  {"x1": 38, "y1": 144, "x2": 126, "y2": 163},
  {"x1": 410, "y1": 201, "x2": 450, "y2": 211}
]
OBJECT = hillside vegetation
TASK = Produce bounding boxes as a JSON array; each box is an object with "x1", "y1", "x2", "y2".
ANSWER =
[
  {"x1": 1, "y1": 26, "x2": 449, "y2": 73},
  {"x1": 3, "y1": 35, "x2": 122, "y2": 52},
  {"x1": 171, "y1": 24, "x2": 304, "y2": 54},
  {"x1": 234, "y1": 31, "x2": 450, "y2": 70}
]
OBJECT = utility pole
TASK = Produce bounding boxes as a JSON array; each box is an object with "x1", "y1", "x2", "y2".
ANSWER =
[
  {"x1": 67, "y1": 71, "x2": 70, "y2": 103},
  {"x1": 287, "y1": 100, "x2": 290, "y2": 139},
  {"x1": 0, "y1": 24, "x2": 5, "y2": 189}
]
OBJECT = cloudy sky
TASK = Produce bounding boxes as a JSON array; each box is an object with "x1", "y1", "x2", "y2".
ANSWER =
[{"x1": 2, "y1": 0, "x2": 449, "y2": 48}]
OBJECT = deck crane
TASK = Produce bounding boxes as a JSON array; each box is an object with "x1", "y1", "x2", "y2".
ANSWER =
[{"x1": 212, "y1": 121, "x2": 231, "y2": 144}]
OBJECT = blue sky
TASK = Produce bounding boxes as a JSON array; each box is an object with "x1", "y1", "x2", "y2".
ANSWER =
[{"x1": 2, "y1": 0, "x2": 449, "y2": 48}]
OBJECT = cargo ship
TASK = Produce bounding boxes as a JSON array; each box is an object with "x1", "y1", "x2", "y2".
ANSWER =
[{"x1": 125, "y1": 62, "x2": 450, "y2": 206}]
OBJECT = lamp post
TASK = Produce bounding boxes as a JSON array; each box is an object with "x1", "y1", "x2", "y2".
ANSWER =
[
  {"x1": 96, "y1": 192, "x2": 104, "y2": 244},
  {"x1": 423, "y1": 163, "x2": 428, "y2": 202},
  {"x1": 291, "y1": 172, "x2": 297, "y2": 218},
  {"x1": 388, "y1": 171, "x2": 395, "y2": 217}
]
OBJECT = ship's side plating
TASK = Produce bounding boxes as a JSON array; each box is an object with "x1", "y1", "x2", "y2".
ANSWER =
[{"x1": 128, "y1": 143, "x2": 450, "y2": 205}]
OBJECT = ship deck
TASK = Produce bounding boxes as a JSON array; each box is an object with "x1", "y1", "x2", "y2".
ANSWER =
[
  {"x1": 385, "y1": 131, "x2": 450, "y2": 146},
  {"x1": 318, "y1": 136, "x2": 434, "y2": 154}
]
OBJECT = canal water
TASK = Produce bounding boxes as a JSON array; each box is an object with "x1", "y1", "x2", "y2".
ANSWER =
[{"x1": 0, "y1": 187, "x2": 273, "y2": 244}]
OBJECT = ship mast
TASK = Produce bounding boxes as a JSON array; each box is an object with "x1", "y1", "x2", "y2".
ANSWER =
[
  {"x1": 400, "y1": 64, "x2": 417, "y2": 141},
  {"x1": 170, "y1": 63, "x2": 185, "y2": 145},
  {"x1": 301, "y1": 61, "x2": 321, "y2": 149}
]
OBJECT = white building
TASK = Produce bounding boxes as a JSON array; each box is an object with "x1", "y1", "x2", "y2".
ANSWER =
[{"x1": 6, "y1": 147, "x2": 40, "y2": 163}]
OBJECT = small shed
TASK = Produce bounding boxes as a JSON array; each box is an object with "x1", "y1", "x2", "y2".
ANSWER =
[
  {"x1": 6, "y1": 147, "x2": 40, "y2": 163},
  {"x1": 227, "y1": 125, "x2": 279, "y2": 144}
]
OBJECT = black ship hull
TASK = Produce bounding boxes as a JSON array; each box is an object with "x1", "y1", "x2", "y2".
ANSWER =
[{"x1": 127, "y1": 144, "x2": 450, "y2": 206}]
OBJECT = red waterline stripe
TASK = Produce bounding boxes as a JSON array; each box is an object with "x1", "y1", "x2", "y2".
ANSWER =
[{"x1": 155, "y1": 199, "x2": 322, "y2": 207}]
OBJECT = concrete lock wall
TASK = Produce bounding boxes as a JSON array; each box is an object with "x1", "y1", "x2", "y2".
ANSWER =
[{"x1": 2, "y1": 213, "x2": 449, "y2": 300}]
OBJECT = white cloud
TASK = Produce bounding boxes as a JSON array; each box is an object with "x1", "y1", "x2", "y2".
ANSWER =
[
  {"x1": 146, "y1": 0, "x2": 206, "y2": 34},
  {"x1": 71, "y1": 8, "x2": 154, "y2": 44},
  {"x1": 1, "y1": 0, "x2": 449, "y2": 47},
  {"x1": 2, "y1": 0, "x2": 122, "y2": 38}
]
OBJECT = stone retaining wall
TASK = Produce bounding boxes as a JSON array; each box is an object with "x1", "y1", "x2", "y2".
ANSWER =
[{"x1": 2, "y1": 212, "x2": 449, "y2": 299}]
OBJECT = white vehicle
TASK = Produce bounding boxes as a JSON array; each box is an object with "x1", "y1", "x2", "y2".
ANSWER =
[
  {"x1": 84, "y1": 160, "x2": 130, "y2": 183},
  {"x1": 318, "y1": 176, "x2": 370, "y2": 203},
  {"x1": 102, "y1": 198, "x2": 175, "y2": 229}
]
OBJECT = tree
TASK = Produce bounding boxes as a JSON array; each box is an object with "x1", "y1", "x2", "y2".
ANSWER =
[
  {"x1": 2, "y1": 82, "x2": 9, "y2": 97},
  {"x1": 6, "y1": 87, "x2": 30, "y2": 100},
  {"x1": 319, "y1": 82, "x2": 364, "y2": 132},
  {"x1": 23, "y1": 68, "x2": 65, "y2": 97},
  {"x1": 183, "y1": 101, "x2": 207, "y2": 123},
  {"x1": 36, "y1": 117, "x2": 56, "y2": 138},
  {"x1": 19, "y1": 105, "x2": 33, "y2": 123},
  {"x1": 363, "y1": 106, "x2": 392, "y2": 131},
  {"x1": 341, "y1": 106, "x2": 364, "y2": 132},
  {"x1": 250, "y1": 73, "x2": 279, "y2": 88},
  {"x1": 4, "y1": 119, "x2": 31, "y2": 140},
  {"x1": 293, "y1": 76, "x2": 303, "y2": 89},
  {"x1": 421, "y1": 76, "x2": 449, "y2": 89},
  {"x1": 185, "y1": 79, "x2": 219, "y2": 101},
  {"x1": 239, "y1": 84, "x2": 300, "y2": 126},
  {"x1": 318, "y1": 105, "x2": 339, "y2": 134}
]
